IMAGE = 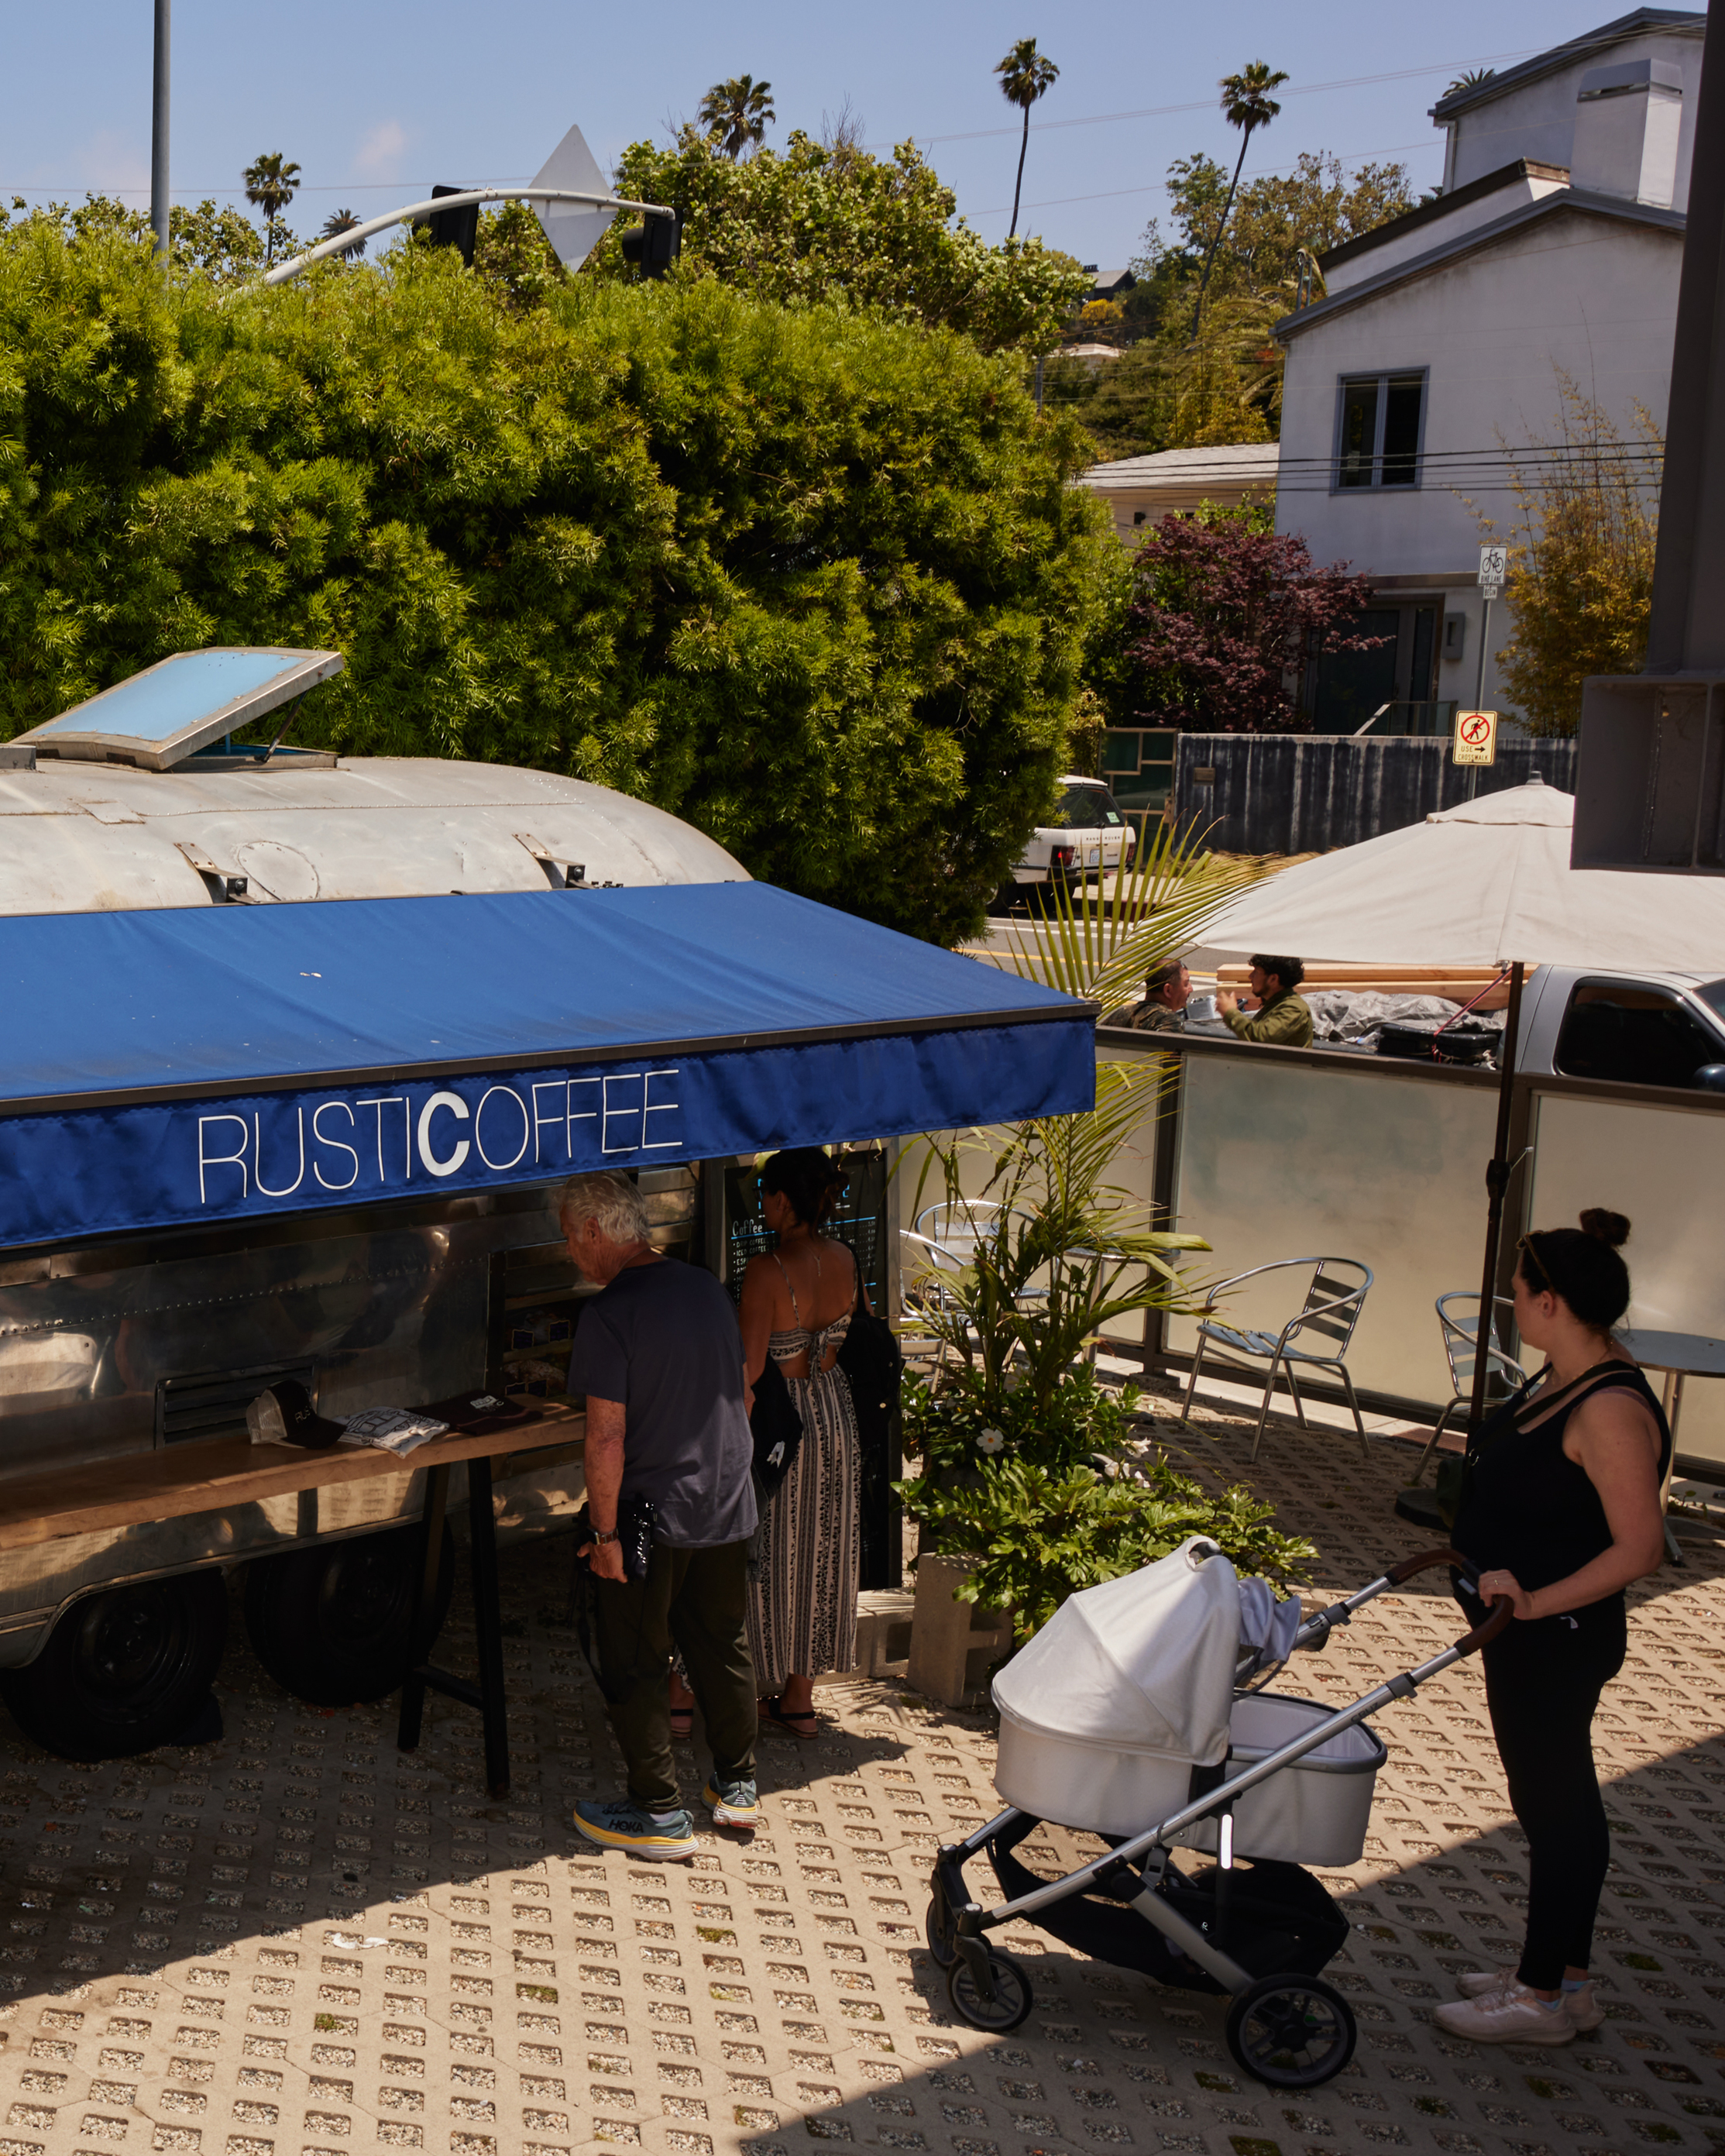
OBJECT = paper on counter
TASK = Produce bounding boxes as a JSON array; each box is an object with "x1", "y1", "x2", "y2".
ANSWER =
[{"x1": 338, "y1": 1407, "x2": 450, "y2": 1456}]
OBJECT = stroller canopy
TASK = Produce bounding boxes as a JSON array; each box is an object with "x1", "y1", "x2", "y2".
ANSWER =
[{"x1": 992, "y1": 1538, "x2": 1240, "y2": 1769}]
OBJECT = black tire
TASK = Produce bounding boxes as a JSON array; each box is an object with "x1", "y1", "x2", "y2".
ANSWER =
[
  {"x1": 926, "y1": 1897, "x2": 957, "y2": 1969},
  {"x1": 243, "y1": 1521, "x2": 454, "y2": 1707},
  {"x1": 0, "y1": 1570, "x2": 228, "y2": 1762},
  {"x1": 1225, "y1": 1972, "x2": 1357, "y2": 2088},
  {"x1": 947, "y1": 1950, "x2": 1033, "y2": 2032}
]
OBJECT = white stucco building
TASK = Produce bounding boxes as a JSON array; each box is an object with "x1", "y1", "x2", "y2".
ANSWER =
[{"x1": 1274, "y1": 7, "x2": 1699, "y2": 731}]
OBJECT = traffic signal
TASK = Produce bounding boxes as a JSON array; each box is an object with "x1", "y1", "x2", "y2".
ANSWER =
[
  {"x1": 620, "y1": 212, "x2": 681, "y2": 280},
  {"x1": 416, "y1": 184, "x2": 479, "y2": 267}
]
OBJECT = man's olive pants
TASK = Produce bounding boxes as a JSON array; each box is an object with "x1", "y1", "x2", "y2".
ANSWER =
[{"x1": 588, "y1": 1538, "x2": 758, "y2": 1812}]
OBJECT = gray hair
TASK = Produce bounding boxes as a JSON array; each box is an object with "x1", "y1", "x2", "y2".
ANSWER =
[{"x1": 558, "y1": 1170, "x2": 651, "y2": 1246}]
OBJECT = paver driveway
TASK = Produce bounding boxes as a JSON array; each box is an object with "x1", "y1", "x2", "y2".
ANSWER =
[{"x1": 0, "y1": 1394, "x2": 1721, "y2": 2156}]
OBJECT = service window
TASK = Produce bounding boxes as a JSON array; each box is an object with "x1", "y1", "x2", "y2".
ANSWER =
[{"x1": 1554, "y1": 982, "x2": 1725, "y2": 1089}]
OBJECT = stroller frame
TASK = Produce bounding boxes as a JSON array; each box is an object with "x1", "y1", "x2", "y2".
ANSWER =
[{"x1": 927, "y1": 1549, "x2": 1508, "y2": 2086}]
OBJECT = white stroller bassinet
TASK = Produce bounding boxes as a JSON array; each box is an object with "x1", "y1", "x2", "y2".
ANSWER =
[{"x1": 991, "y1": 1536, "x2": 1385, "y2": 1865}]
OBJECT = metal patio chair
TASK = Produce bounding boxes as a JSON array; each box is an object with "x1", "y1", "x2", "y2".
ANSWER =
[
  {"x1": 1408, "y1": 1292, "x2": 1528, "y2": 1487},
  {"x1": 1181, "y1": 1257, "x2": 1375, "y2": 1461}
]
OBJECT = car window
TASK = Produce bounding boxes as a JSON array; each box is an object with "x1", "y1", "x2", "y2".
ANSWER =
[
  {"x1": 1555, "y1": 983, "x2": 1725, "y2": 1088},
  {"x1": 1697, "y1": 978, "x2": 1725, "y2": 1023},
  {"x1": 1050, "y1": 786, "x2": 1124, "y2": 830}
]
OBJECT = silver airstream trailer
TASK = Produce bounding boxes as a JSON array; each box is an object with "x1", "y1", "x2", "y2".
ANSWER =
[
  {"x1": 0, "y1": 650, "x2": 737, "y2": 1755},
  {"x1": 0, "y1": 648, "x2": 1091, "y2": 1762}
]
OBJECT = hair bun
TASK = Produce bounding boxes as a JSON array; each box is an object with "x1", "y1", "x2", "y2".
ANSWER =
[{"x1": 1579, "y1": 1207, "x2": 1630, "y2": 1249}]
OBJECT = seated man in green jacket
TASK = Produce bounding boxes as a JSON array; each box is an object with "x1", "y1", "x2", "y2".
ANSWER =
[{"x1": 1216, "y1": 954, "x2": 1314, "y2": 1047}]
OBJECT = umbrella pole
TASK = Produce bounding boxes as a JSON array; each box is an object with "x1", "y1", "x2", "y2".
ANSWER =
[{"x1": 1466, "y1": 961, "x2": 1527, "y2": 1436}]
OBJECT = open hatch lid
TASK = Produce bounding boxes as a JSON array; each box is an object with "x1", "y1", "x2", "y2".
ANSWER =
[{"x1": 15, "y1": 648, "x2": 345, "y2": 772}]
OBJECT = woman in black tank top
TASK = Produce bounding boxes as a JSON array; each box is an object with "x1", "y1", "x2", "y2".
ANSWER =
[{"x1": 1435, "y1": 1209, "x2": 1671, "y2": 2051}]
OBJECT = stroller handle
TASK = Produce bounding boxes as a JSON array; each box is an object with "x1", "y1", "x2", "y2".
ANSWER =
[
  {"x1": 1386, "y1": 1546, "x2": 1473, "y2": 1587},
  {"x1": 1382, "y1": 1545, "x2": 1511, "y2": 1656}
]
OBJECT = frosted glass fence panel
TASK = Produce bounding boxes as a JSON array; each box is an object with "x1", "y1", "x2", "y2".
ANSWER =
[
  {"x1": 1166, "y1": 1054, "x2": 1496, "y2": 1408},
  {"x1": 1528, "y1": 1092, "x2": 1725, "y2": 1468}
]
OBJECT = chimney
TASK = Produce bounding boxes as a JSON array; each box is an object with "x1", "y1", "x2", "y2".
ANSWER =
[{"x1": 1571, "y1": 57, "x2": 1683, "y2": 208}]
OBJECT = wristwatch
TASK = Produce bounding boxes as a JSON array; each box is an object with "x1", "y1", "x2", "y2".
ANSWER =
[{"x1": 592, "y1": 1527, "x2": 620, "y2": 1546}]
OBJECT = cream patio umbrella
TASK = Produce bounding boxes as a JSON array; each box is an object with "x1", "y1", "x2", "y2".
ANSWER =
[{"x1": 1198, "y1": 778, "x2": 1725, "y2": 1433}]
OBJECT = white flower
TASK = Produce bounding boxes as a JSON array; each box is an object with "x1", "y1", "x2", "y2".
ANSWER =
[{"x1": 977, "y1": 1428, "x2": 1006, "y2": 1456}]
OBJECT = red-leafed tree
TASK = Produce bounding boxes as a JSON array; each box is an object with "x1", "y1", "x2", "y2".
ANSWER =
[{"x1": 1125, "y1": 505, "x2": 1383, "y2": 732}]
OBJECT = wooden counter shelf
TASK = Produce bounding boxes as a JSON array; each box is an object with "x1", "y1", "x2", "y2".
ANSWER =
[
  {"x1": 0, "y1": 1404, "x2": 587, "y2": 1800},
  {"x1": 0, "y1": 1403, "x2": 586, "y2": 1554}
]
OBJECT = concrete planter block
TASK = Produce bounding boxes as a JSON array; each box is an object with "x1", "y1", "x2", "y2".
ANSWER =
[
  {"x1": 906, "y1": 1552, "x2": 1013, "y2": 1707},
  {"x1": 853, "y1": 1588, "x2": 916, "y2": 1679}
]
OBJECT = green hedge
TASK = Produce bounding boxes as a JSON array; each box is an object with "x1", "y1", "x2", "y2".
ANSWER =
[{"x1": 0, "y1": 223, "x2": 1111, "y2": 942}]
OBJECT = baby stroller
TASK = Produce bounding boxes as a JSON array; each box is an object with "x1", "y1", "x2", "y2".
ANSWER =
[{"x1": 925, "y1": 1537, "x2": 1507, "y2": 2087}]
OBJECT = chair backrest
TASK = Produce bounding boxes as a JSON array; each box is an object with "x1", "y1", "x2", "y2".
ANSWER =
[
  {"x1": 1287, "y1": 1259, "x2": 1373, "y2": 1355},
  {"x1": 914, "y1": 1199, "x2": 1006, "y2": 1255},
  {"x1": 1435, "y1": 1291, "x2": 1527, "y2": 1401}
]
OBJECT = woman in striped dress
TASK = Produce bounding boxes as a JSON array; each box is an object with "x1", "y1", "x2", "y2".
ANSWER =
[{"x1": 740, "y1": 1149, "x2": 867, "y2": 1738}]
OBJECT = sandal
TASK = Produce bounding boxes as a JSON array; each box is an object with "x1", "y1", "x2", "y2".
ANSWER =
[{"x1": 763, "y1": 1695, "x2": 819, "y2": 1740}]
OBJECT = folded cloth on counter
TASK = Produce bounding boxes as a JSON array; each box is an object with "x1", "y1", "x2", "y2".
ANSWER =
[{"x1": 338, "y1": 1406, "x2": 450, "y2": 1456}]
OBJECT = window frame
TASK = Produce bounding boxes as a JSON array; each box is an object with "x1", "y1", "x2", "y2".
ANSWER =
[
  {"x1": 1553, "y1": 977, "x2": 1725, "y2": 1090},
  {"x1": 1331, "y1": 367, "x2": 1429, "y2": 494}
]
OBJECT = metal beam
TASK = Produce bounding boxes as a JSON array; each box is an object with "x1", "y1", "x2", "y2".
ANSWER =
[{"x1": 260, "y1": 188, "x2": 673, "y2": 288}]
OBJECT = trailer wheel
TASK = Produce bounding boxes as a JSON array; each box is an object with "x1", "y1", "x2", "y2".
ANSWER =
[
  {"x1": 947, "y1": 1949, "x2": 1033, "y2": 2032},
  {"x1": 0, "y1": 1570, "x2": 228, "y2": 1762},
  {"x1": 243, "y1": 1522, "x2": 454, "y2": 1707},
  {"x1": 1225, "y1": 1972, "x2": 1356, "y2": 2087}
]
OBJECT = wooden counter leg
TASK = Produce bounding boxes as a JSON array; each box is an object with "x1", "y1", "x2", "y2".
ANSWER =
[
  {"x1": 466, "y1": 1454, "x2": 511, "y2": 1800},
  {"x1": 397, "y1": 1463, "x2": 451, "y2": 1754}
]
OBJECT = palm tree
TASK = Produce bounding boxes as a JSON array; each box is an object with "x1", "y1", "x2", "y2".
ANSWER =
[
  {"x1": 1189, "y1": 61, "x2": 1289, "y2": 336},
  {"x1": 243, "y1": 152, "x2": 302, "y2": 267},
  {"x1": 698, "y1": 76, "x2": 775, "y2": 160},
  {"x1": 318, "y1": 208, "x2": 366, "y2": 262},
  {"x1": 995, "y1": 37, "x2": 1059, "y2": 240}
]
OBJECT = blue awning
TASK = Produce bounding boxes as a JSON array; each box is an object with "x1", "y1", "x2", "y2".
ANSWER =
[{"x1": 0, "y1": 884, "x2": 1093, "y2": 1247}]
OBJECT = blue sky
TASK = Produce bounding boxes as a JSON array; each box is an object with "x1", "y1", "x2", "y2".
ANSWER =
[{"x1": 2, "y1": 2, "x2": 1631, "y2": 267}]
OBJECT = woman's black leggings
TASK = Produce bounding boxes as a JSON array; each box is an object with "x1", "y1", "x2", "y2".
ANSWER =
[{"x1": 1479, "y1": 1600, "x2": 1626, "y2": 1992}]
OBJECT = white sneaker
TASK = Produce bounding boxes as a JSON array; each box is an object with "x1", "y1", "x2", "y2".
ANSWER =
[
  {"x1": 1433, "y1": 1972, "x2": 1576, "y2": 2047},
  {"x1": 1455, "y1": 1969, "x2": 1603, "y2": 2031}
]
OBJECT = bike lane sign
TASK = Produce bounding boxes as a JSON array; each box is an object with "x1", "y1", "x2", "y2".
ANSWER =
[{"x1": 1453, "y1": 708, "x2": 1499, "y2": 765}]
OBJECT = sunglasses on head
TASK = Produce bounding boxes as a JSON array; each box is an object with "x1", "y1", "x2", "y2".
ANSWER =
[{"x1": 1517, "y1": 1233, "x2": 1555, "y2": 1293}]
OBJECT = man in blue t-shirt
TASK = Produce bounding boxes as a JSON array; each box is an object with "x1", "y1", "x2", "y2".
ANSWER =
[{"x1": 562, "y1": 1170, "x2": 758, "y2": 1859}]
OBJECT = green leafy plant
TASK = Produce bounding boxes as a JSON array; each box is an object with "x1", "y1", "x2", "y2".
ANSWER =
[
  {"x1": 902, "y1": 1453, "x2": 1313, "y2": 1644},
  {"x1": 901, "y1": 1059, "x2": 1208, "y2": 1419},
  {"x1": 896, "y1": 1057, "x2": 1313, "y2": 1648},
  {"x1": 993, "y1": 806, "x2": 1268, "y2": 1016},
  {"x1": 0, "y1": 217, "x2": 1113, "y2": 945}
]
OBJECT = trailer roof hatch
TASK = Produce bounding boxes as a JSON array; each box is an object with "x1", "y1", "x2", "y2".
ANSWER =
[{"x1": 15, "y1": 648, "x2": 345, "y2": 772}]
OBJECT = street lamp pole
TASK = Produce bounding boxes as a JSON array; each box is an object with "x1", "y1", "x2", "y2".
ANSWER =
[{"x1": 150, "y1": 0, "x2": 170, "y2": 266}]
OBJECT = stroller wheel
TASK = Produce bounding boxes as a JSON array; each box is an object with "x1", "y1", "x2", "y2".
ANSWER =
[
  {"x1": 947, "y1": 1949, "x2": 1033, "y2": 2033},
  {"x1": 925, "y1": 1899, "x2": 957, "y2": 1969},
  {"x1": 1225, "y1": 1972, "x2": 1356, "y2": 2088}
]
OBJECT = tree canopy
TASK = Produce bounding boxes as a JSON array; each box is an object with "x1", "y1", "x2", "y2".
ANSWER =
[
  {"x1": 1047, "y1": 151, "x2": 1415, "y2": 459},
  {"x1": 0, "y1": 218, "x2": 1110, "y2": 944},
  {"x1": 605, "y1": 129, "x2": 1088, "y2": 356},
  {"x1": 1123, "y1": 504, "x2": 1380, "y2": 732}
]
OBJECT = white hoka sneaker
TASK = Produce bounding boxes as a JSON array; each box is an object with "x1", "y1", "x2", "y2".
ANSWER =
[
  {"x1": 1433, "y1": 1972, "x2": 1576, "y2": 2046},
  {"x1": 1455, "y1": 1969, "x2": 1603, "y2": 2031}
]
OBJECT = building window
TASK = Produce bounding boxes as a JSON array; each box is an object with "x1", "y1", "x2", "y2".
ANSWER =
[{"x1": 1335, "y1": 370, "x2": 1425, "y2": 490}]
